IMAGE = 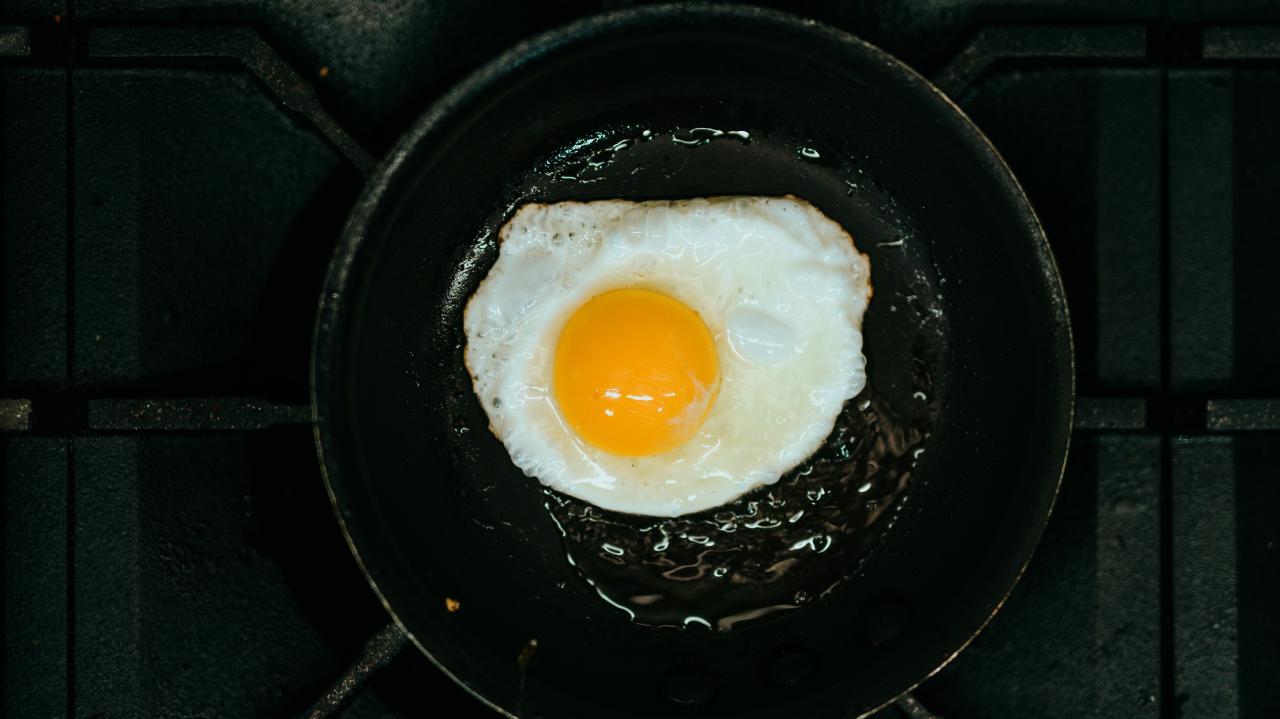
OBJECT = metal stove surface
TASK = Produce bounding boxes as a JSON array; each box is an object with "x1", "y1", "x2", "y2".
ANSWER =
[{"x1": 2, "y1": 1, "x2": 1278, "y2": 718}]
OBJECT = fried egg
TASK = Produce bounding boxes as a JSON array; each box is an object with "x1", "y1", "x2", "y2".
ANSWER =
[{"x1": 463, "y1": 195, "x2": 871, "y2": 517}]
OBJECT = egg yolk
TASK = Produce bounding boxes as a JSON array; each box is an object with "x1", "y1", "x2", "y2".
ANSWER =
[{"x1": 553, "y1": 288, "x2": 720, "y2": 457}]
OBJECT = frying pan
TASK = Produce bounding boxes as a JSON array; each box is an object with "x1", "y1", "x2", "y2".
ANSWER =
[{"x1": 312, "y1": 4, "x2": 1074, "y2": 718}]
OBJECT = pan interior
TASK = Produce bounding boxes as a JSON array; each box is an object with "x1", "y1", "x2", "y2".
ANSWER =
[{"x1": 323, "y1": 10, "x2": 1071, "y2": 719}]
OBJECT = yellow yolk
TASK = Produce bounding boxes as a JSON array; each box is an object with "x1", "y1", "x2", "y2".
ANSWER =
[{"x1": 553, "y1": 288, "x2": 720, "y2": 456}]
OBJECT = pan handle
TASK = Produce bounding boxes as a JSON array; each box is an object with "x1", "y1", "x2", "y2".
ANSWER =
[{"x1": 305, "y1": 623, "x2": 408, "y2": 719}]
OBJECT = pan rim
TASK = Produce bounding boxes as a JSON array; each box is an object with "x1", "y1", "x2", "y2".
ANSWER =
[{"x1": 311, "y1": 3, "x2": 1076, "y2": 717}]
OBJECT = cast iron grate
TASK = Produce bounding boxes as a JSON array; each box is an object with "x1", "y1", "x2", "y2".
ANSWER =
[{"x1": 2, "y1": 4, "x2": 1277, "y2": 718}]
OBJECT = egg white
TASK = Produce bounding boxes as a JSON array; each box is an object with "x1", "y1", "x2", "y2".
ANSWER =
[{"x1": 463, "y1": 196, "x2": 871, "y2": 517}]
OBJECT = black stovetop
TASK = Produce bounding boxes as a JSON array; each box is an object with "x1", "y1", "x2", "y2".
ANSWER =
[{"x1": 2, "y1": 1, "x2": 1278, "y2": 718}]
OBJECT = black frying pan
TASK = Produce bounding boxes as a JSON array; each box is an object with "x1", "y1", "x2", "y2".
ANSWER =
[{"x1": 312, "y1": 4, "x2": 1073, "y2": 718}]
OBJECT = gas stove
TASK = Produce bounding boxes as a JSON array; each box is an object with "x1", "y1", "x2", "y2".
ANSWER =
[{"x1": 2, "y1": 1, "x2": 1277, "y2": 717}]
